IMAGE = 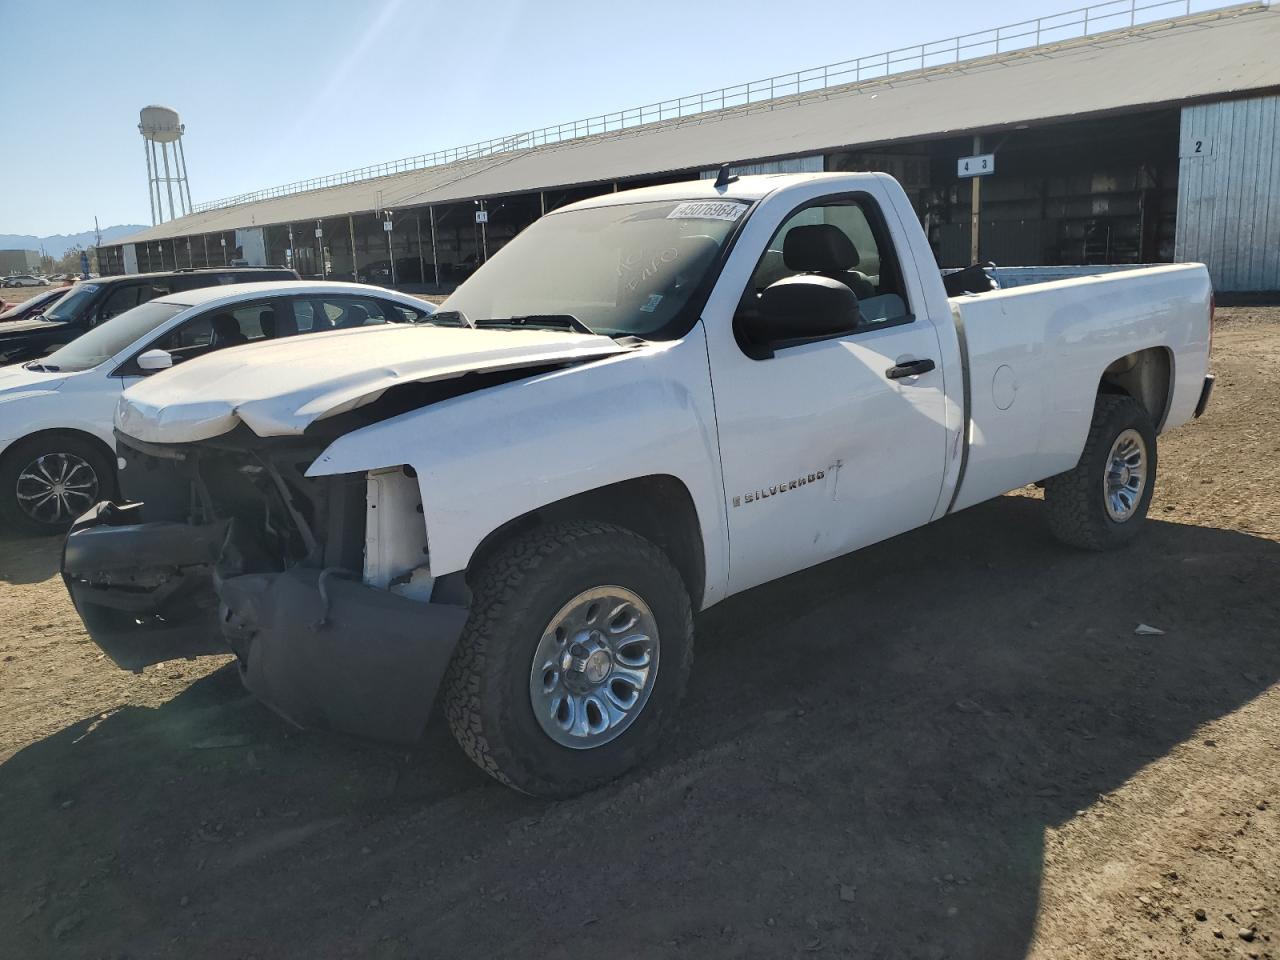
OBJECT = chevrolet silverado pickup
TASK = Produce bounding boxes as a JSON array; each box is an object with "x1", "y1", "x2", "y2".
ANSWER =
[{"x1": 61, "y1": 172, "x2": 1215, "y2": 797}]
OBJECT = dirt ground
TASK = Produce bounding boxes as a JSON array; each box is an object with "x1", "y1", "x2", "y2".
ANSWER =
[
  {"x1": 0, "y1": 307, "x2": 1277, "y2": 960},
  {"x1": 1, "y1": 283, "x2": 74, "y2": 306}
]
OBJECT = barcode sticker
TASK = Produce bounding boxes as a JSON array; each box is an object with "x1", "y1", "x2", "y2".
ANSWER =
[{"x1": 666, "y1": 201, "x2": 747, "y2": 222}]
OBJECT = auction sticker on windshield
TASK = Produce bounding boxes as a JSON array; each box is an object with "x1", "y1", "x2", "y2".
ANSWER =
[{"x1": 666, "y1": 201, "x2": 747, "y2": 221}]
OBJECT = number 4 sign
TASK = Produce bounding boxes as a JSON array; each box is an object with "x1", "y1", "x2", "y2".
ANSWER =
[{"x1": 958, "y1": 154, "x2": 995, "y2": 178}]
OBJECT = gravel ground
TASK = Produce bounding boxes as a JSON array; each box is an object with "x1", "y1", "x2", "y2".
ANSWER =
[{"x1": 0, "y1": 307, "x2": 1276, "y2": 960}]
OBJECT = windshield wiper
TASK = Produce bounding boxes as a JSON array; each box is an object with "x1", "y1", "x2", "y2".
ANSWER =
[
  {"x1": 474, "y1": 314, "x2": 595, "y2": 335},
  {"x1": 23, "y1": 361, "x2": 60, "y2": 372}
]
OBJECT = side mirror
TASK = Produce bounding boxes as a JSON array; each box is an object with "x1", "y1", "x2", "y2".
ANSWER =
[
  {"x1": 738, "y1": 275, "x2": 860, "y2": 354},
  {"x1": 136, "y1": 349, "x2": 174, "y2": 372}
]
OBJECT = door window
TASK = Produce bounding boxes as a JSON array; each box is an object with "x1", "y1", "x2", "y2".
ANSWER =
[
  {"x1": 149, "y1": 299, "x2": 301, "y2": 363},
  {"x1": 98, "y1": 282, "x2": 175, "y2": 324},
  {"x1": 97, "y1": 285, "x2": 143, "y2": 323},
  {"x1": 741, "y1": 195, "x2": 912, "y2": 337},
  {"x1": 141, "y1": 295, "x2": 395, "y2": 370},
  {"x1": 295, "y1": 295, "x2": 393, "y2": 330},
  {"x1": 379, "y1": 299, "x2": 430, "y2": 323}
]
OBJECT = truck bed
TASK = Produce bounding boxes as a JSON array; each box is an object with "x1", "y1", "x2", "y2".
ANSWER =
[{"x1": 944, "y1": 263, "x2": 1213, "y2": 513}]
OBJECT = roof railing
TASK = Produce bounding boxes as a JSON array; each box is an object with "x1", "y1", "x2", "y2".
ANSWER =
[{"x1": 191, "y1": 0, "x2": 1243, "y2": 215}]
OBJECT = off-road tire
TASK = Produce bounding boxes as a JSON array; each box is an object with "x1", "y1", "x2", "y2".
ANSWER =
[
  {"x1": 443, "y1": 520, "x2": 693, "y2": 798},
  {"x1": 1044, "y1": 394, "x2": 1157, "y2": 551},
  {"x1": 0, "y1": 434, "x2": 116, "y2": 536}
]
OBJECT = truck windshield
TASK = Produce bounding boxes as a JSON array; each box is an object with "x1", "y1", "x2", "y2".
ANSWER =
[
  {"x1": 41, "y1": 283, "x2": 100, "y2": 323},
  {"x1": 39, "y1": 300, "x2": 186, "y2": 371},
  {"x1": 442, "y1": 199, "x2": 748, "y2": 339}
]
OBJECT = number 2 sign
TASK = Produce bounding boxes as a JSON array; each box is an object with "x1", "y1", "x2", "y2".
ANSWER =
[{"x1": 1181, "y1": 135, "x2": 1213, "y2": 159}]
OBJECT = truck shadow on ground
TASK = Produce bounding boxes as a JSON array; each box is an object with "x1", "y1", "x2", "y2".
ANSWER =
[{"x1": 1, "y1": 495, "x2": 1277, "y2": 959}]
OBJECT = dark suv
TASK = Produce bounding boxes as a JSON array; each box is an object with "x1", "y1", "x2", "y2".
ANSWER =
[{"x1": 0, "y1": 267, "x2": 298, "y2": 365}]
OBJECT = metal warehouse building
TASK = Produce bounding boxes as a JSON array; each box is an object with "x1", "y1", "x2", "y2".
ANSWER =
[{"x1": 99, "y1": 0, "x2": 1280, "y2": 294}]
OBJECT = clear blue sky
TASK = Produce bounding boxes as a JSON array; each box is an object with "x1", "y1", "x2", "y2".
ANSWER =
[{"x1": 6, "y1": 0, "x2": 1119, "y2": 235}]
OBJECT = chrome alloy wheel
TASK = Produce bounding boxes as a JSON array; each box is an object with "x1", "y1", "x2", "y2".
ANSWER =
[
  {"x1": 15, "y1": 452, "x2": 100, "y2": 526},
  {"x1": 1103, "y1": 428, "x2": 1147, "y2": 522},
  {"x1": 529, "y1": 586, "x2": 661, "y2": 749}
]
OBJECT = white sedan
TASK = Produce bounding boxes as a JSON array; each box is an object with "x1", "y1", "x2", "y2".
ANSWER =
[
  {"x1": 0, "y1": 281, "x2": 435, "y2": 534},
  {"x1": 3, "y1": 274, "x2": 50, "y2": 288}
]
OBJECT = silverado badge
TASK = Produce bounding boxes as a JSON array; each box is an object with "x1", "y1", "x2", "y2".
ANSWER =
[{"x1": 733, "y1": 469, "x2": 826, "y2": 507}]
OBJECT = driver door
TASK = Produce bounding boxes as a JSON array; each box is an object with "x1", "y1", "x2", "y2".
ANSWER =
[{"x1": 706, "y1": 188, "x2": 949, "y2": 594}]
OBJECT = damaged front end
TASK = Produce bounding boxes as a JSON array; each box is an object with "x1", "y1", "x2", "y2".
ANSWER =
[{"x1": 62, "y1": 429, "x2": 469, "y2": 744}]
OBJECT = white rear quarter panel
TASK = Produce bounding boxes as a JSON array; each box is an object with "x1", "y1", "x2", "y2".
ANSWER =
[{"x1": 949, "y1": 263, "x2": 1211, "y2": 511}]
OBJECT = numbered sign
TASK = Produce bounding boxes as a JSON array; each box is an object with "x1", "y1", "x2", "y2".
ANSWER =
[
  {"x1": 1180, "y1": 135, "x2": 1212, "y2": 159},
  {"x1": 958, "y1": 154, "x2": 995, "y2": 178},
  {"x1": 383, "y1": 220, "x2": 393, "y2": 232},
  {"x1": 475, "y1": 210, "x2": 489, "y2": 224}
]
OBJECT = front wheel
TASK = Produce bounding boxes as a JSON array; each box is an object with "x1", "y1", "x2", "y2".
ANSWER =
[
  {"x1": 1044, "y1": 394, "x2": 1157, "y2": 550},
  {"x1": 0, "y1": 435, "x2": 116, "y2": 535},
  {"x1": 443, "y1": 521, "x2": 693, "y2": 797}
]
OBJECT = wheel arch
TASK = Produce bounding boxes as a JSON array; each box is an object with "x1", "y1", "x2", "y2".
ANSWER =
[
  {"x1": 0, "y1": 426, "x2": 117, "y2": 471},
  {"x1": 1098, "y1": 346, "x2": 1173, "y2": 432},
  {"x1": 465, "y1": 474, "x2": 707, "y2": 610}
]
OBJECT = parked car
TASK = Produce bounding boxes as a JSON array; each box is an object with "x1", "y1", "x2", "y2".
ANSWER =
[
  {"x1": 0, "y1": 281, "x2": 434, "y2": 534},
  {"x1": 0, "y1": 266, "x2": 298, "y2": 366},
  {"x1": 359, "y1": 258, "x2": 426, "y2": 285},
  {"x1": 0, "y1": 286, "x2": 70, "y2": 324},
  {"x1": 62, "y1": 172, "x2": 1213, "y2": 796},
  {"x1": 3, "y1": 274, "x2": 49, "y2": 288}
]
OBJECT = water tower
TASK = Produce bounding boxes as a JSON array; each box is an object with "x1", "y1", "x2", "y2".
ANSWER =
[{"x1": 139, "y1": 105, "x2": 193, "y2": 225}]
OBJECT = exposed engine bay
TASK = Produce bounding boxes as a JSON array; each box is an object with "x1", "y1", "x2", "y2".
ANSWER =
[{"x1": 61, "y1": 422, "x2": 470, "y2": 744}]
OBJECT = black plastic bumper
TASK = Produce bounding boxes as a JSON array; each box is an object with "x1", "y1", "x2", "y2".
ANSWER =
[
  {"x1": 1194, "y1": 374, "x2": 1215, "y2": 418},
  {"x1": 62, "y1": 503, "x2": 470, "y2": 744},
  {"x1": 219, "y1": 568, "x2": 468, "y2": 743},
  {"x1": 62, "y1": 503, "x2": 229, "y2": 670}
]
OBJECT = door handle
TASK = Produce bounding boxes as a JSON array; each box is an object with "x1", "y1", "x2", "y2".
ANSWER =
[{"x1": 885, "y1": 358, "x2": 936, "y2": 380}]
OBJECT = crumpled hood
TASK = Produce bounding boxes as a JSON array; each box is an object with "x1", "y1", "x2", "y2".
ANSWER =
[{"x1": 116, "y1": 323, "x2": 630, "y2": 443}]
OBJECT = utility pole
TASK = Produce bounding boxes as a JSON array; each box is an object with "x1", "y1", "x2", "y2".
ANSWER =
[
  {"x1": 970, "y1": 134, "x2": 982, "y2": 265},
  {"x1": 383, "y1": 209, "x2": 396, "y2": 286}
]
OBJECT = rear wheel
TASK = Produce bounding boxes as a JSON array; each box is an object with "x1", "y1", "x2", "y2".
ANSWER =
[
  {"x1": 1044, "y1": 394, "x2": 1157, "y2": 550},
  {"x1": 0, "y1": 435, "x2": 115, "y2": 536},
  {"x1": 443, "y1": 521, "x2": 693, "y2": 797}
]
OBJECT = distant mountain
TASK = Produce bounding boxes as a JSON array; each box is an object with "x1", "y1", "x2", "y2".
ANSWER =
[{"x1": 0, "y1": 225, "x2": 149, "y2": 259}]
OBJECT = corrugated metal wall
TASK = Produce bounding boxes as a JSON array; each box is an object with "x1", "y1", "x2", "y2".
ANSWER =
[{"x1": 1176, "y1": 95, "x2": 1280, "y2": 292}]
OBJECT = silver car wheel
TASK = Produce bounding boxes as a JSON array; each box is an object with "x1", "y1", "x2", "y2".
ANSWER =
[
  {"x1": 1103, "y1": 428, "x2": 1147, "y2": 522},
  {"x1": 15, "y1": 452, "x2": 100, "y2": 526},
  {"x1": 529, "y1": 586, "x2": 660, "y2": 750}
]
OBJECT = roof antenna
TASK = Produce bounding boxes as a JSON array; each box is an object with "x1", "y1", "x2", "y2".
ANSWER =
[{"x1": 713, "y1": 163, "x2": 739, "y2": 189}]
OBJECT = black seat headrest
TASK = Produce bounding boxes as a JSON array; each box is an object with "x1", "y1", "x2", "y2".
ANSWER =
[
  {"x1": 259, "y1": 306, "x2": 299, "y2": 338},
  {"x1": 783, "y1": 224, "x2": 860, "y2": 273}
]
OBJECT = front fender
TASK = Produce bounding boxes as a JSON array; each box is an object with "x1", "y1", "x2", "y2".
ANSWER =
[{"x1": 307, "y1": 326, "x2": 729, "y2": 607}]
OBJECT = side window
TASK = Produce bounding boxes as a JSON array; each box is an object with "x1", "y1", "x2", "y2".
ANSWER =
[
  {"x1": 154, "y1": 315, "x2": 213, "y2": 353},
  {"x1": 380, "y1": 300, "x2": 428, "y2": 323},
  {"x1": 307, "y1": 296, "x2": 391, "y2": 330},
  {"x1": 293, "y1": 300, "x2": 316, "y2": 332},
  {"x1": 742, "y1": 195, "x2": 911, "y2": 329},
  {"x1": 170, "y1": 274, "x2": 212, "y2": 292},
  {"x1": 150, "y1": 299, "x2": 299, "y2": 362},
  {"x1": 97, "y1": 284, "x2": 142, "y2": 323}
]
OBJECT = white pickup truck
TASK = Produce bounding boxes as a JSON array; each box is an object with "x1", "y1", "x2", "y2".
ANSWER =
[{"x1": 62, "y1": 172, "x2": 1214, "y2": 797}]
